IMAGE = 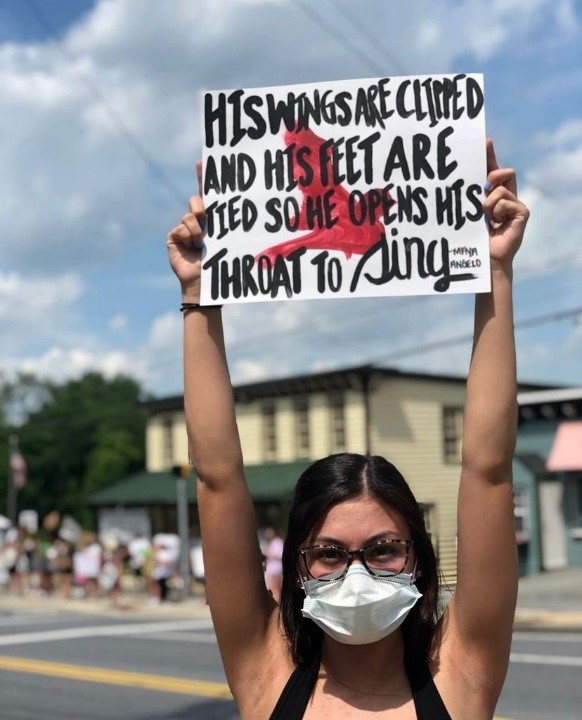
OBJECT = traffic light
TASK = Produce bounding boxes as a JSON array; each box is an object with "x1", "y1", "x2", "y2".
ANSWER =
[{"x1": 172, "y1": 464, "x2": 192, "y2": 479}]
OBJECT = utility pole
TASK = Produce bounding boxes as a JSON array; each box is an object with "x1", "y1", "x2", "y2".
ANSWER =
[
  {"x1": 6, "y1": 435, "x2": 18, "y2": 524},
  {"x1": 172, "y1": 464, "x2": 192, "y2": 599}
]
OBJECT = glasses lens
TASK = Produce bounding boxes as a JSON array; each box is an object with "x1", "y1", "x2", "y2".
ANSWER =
[
  {"x1": 305, "y1": 546, "x2": 348, "y2": 579},
  {"x1": 363, "y1": 541, "x2": 408, "y2": 576}
]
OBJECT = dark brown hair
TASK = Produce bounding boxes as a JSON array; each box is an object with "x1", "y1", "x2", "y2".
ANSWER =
[{"x1": 280, "y1": 453, "x2": 440, "y2": 665}]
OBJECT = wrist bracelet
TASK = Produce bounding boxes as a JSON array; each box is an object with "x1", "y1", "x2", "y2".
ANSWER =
[{"x1": 180, "y1": 302, "x2": 223, "y2": 313}]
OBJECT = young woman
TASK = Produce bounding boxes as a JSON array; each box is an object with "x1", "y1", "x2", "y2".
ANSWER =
[{"x1": 167, "y1": 139, "x2": 529, "y2": 719}]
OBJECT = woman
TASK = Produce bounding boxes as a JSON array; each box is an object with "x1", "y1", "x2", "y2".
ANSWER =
[
  {"x1": 167, "y1": 139, "x2": 529, "y2": 719},
  {"x1": 263, "y1": 526, "x2": 284, "y2": 604}
]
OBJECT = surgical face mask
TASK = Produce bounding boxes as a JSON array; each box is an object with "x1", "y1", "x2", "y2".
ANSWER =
[{"x1": 300, "y1": 564, "x2": 422, "y2": 645}]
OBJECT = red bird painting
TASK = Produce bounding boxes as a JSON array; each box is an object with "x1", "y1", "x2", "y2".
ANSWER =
[{"x1": 257, "y1": 127, "x2": 389, "y2": 262}]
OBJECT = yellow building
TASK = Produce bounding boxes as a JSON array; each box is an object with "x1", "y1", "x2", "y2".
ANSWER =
[{"x1": 143, "y1": 364, "x2": 472, "y2": 583}]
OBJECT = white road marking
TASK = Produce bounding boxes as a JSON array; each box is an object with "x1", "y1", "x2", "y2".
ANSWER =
[
  {"x1": 137, "y1": 631, "x2": 218, "y2": 643},
  {"x1": 510, "y1": 652, "x2": 582, "y2": 667},
  {"x1": 0, "y1": 619, "x2": 214, "y2": 647}
]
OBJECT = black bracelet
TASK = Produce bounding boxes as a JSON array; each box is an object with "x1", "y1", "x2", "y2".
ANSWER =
[{"x1": 180, "y1": 302, "x2": 223, "y2": 313}]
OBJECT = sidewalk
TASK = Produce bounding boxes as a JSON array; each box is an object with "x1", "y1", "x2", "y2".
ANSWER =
[
  {"x1": 0, "y1": 587, "x2": 212, "y2": 620},
  {"x1": 1, "y1": 568, "x2": 581, "y2": 630},
  {"x1": 513, "y1": 566, "x2": 582, "y2": 631}
]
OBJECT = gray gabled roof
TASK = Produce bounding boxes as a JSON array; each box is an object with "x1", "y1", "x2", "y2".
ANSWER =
[
  {"x1": 518, "y1": 388, "x2": 582, "y2": 405},
  {"x1": 518, "y1": 387, "x2": 582, "y2": 424},
  {"x1": 142, "y1": 363, "x2": 552, "y2": 413}
]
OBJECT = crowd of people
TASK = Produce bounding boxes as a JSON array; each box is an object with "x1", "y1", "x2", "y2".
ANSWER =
[
  {"x1": 0, "y1": 523, "x2": 181, "y2": 604},
  {"x1": 0, "y1": 521, "x2": 285, "y2": 606}
]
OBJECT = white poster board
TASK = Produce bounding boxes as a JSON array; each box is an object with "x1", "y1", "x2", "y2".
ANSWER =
[{"x1": 201, "y1": 74, "x2": 489, "y2": 306}]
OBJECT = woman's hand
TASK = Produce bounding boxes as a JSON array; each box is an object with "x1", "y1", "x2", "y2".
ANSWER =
[
  {"x1": 167, "y1": 161, "x2": 206, "y2": 302},
  {"x1": 483, "y1": 139, "x2": 530, "y2": 271}
]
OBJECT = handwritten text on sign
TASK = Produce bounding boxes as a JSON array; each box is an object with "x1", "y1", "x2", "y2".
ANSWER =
[{"x1": 201, "y1": 74, "x2": 489, "y2": 305}]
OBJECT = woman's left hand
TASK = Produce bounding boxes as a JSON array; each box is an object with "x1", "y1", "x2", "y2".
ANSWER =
[{"x1": 483, "y1": 139, "x2": 530, "y2": 270}]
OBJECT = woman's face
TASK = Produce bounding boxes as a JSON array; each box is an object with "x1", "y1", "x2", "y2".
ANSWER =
[{"x1": 303, "y1": 494, "x2": 416, "y2": 578}]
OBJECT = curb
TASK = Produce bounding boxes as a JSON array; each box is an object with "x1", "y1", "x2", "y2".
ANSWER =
[
  {"x1": 513, "y1": 609, "x2": 582, "y2": 632},
  {"x1": 0, "y1": 594, "x2": 212, "y2": 620},
  {"x1": 2, "y1": 596, "x2": 581, "y2": 631}
]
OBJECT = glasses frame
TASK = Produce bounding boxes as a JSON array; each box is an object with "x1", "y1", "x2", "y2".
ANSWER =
[{"x1": 298, "y1": 538, "x2": 414, "y2": 582}]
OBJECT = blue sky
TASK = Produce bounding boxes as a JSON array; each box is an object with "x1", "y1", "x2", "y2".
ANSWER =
[{"x1": 0, "y1": 0, "x2": 581, "y2": 398}]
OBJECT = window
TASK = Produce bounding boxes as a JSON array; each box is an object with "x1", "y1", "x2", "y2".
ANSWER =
[
  {"x1": 418, "y1": 503, "x2": 437, "y2": 551},
  {"x1": 442, "y1": 407, "x2": 463, "y2": 464},
  {"x1": 162, "y1": 417, "x2": 174, "y2": 467},
  {"x1": 513, "y1": 486, "x2": 530, "y2": 544},
  {"x1": 329, "y1": 391, "x2": 346, "y2": 452},
  {"x1": 294, "y1": 397, "x2": 310, "y2": 458},
  {"x1": 418, "y1": 503, "x2": 435, "y2": 536},
  {"x1": 262, "y1": 402, "x2": 277, "y2": 460}
]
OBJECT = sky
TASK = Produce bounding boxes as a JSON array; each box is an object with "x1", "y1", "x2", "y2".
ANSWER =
[{"x1": 0, "y1": 0, "x2": 581, "y2": 400}]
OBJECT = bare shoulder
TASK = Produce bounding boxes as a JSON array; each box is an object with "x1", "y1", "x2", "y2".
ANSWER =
[
  {"x1": 428, "y1": 604, "x2": 508, "y2": 720},
  {"x1": 234, "y1": 611, "x2": 297, "y2": 719}
]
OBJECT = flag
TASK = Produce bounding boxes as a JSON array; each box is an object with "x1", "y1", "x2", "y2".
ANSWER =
[{"x1": 10, "y1": 442, "x2": 27, "y2": 490}]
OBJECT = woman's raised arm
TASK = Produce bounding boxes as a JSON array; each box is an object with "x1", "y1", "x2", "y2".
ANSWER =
[
  {"x1": 442, "y1": 140, "x2": 530, "y2": 705},
  {"x1": 167, "y1": 163, "x2": 278, "y2": 692}
]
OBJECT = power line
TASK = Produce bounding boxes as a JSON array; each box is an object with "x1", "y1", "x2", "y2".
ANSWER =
[
  {"x1": 20, "y1": 0, "x2": 579, "y2": 379},
  {"x1": 366, "y1": 305, "x2": 582, "y2": 365},
  {"x1": 137, "y1": 295, "x2": 582, "y2": 379},
  {"x1": 334, "y1": 0, "x2": 409, "y2": 75},
  {"x1": 22, "y1": 0, "x2": 185, "y2": 206},
  {"x1": 141, "y1": 248, "x2": 582, "y2": 371},
  {"x1": 290, "y1": 0, "x2": 387, "y2": 76},
  {"x1": 133, "y1": 242, "x2": 582, "y2": 372},
  {"x1": 5, "y1": 305, "x2": 580, "y2": 419}
]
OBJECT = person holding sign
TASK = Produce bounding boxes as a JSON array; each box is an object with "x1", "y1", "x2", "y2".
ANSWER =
[{"x1": 167, "y1": 140, "x2": 529, "y2": 719}]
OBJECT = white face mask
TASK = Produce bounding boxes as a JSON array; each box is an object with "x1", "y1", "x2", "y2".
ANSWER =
[{"x1": 300, "y1": 564, "x2": 422, "y2": 645}]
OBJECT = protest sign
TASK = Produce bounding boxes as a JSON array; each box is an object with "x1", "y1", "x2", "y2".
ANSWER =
[{"x1": 201, "y1": 73, "x2": 489, "y2": 305}]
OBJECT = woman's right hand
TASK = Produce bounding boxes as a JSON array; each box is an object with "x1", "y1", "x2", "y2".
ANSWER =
[{"x1": 167, "y1": 161, "x2": 206, "y2": 302}]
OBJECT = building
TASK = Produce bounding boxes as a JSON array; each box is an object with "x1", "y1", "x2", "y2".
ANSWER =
[
  {"x1": 85, "y1": 364, "x2": 547, "y2": 584},
  {"x1": 514, "y1": 388, "x2": 582, "y2": 576}
]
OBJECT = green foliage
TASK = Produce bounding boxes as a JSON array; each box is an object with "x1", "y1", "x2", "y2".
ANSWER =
[{"x1": 1, "y1": 372, "x2": 148, "y2": 527}]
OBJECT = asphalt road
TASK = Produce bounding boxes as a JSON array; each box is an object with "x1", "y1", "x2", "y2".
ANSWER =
[
  {"x1": 0, "y1": 609, "x2": 237, "y2": 720},
  {"x1": 0, "y1": 610, "x2": 581, "y2": 720},
  {"x1": 496, "y1": 630, "x2": 582, "y2": 720}
]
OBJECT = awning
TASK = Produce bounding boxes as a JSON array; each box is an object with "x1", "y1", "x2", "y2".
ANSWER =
[
  {"x1": 87, "y1": 461, "x2": 311, "y2": 507},
  {"x1": 546, "y1": 421, "x2": 582, "y2": 471}
]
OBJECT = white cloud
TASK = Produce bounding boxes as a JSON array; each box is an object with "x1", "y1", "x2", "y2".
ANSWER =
[
  {"x1": 554, "y1": 0, "x2": 579, "y2": 35},
  {"x1": 110, "y1": 314, "x2": 128, "y2": 331},
  {"x1": 0, "y1": 0, "x2": 579, "y2": 394},
  {"x1": 0, "y1": 271, "x2": 84, "y2": 355},
  {"x1": 148, "y1": 312, "x2": 181, "y2": 349},
  {"x1": 533, "y1": 119, "x2": 582, "y2": 150},
  {"x1": 411, "y1": 0, "x2": 558, "y2": 62},
  {"x1": 518, "y1": 124, "x2": 582, "y2": 271},
  {"x1": 232, "y1": 358, "x2": 275, "y2": 381},
  {"x1": 0, "y1": 0, "x2": 570, "y2": 275},
  {"x1": 2, "y1": 346, "x2": 147, "y2": 386}
]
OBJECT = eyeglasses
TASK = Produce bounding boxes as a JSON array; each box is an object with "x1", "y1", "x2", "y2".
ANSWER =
[{"x1": 299, "y1": 539, "x2": 413, "y2": 581}]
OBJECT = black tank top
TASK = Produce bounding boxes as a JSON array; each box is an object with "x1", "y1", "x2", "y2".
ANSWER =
[{"x1": 268, "y1": 648, "x2": 452, "y2": 720}]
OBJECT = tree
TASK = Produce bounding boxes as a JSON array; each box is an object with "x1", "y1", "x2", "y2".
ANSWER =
[{"x1": 1, "y1": 372, "x2": 148, "y2": 527}]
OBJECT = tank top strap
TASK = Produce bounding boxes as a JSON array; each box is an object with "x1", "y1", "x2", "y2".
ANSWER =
[
  {"x1": 269, "y1": 645, "x2": 450, "y2": 720},
  {"x1": 268, "y1": 649, "x2": 321, "y2": 720},
  {"x1": 405, "y1": 651, "x2": 452, "y2": 720}
]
